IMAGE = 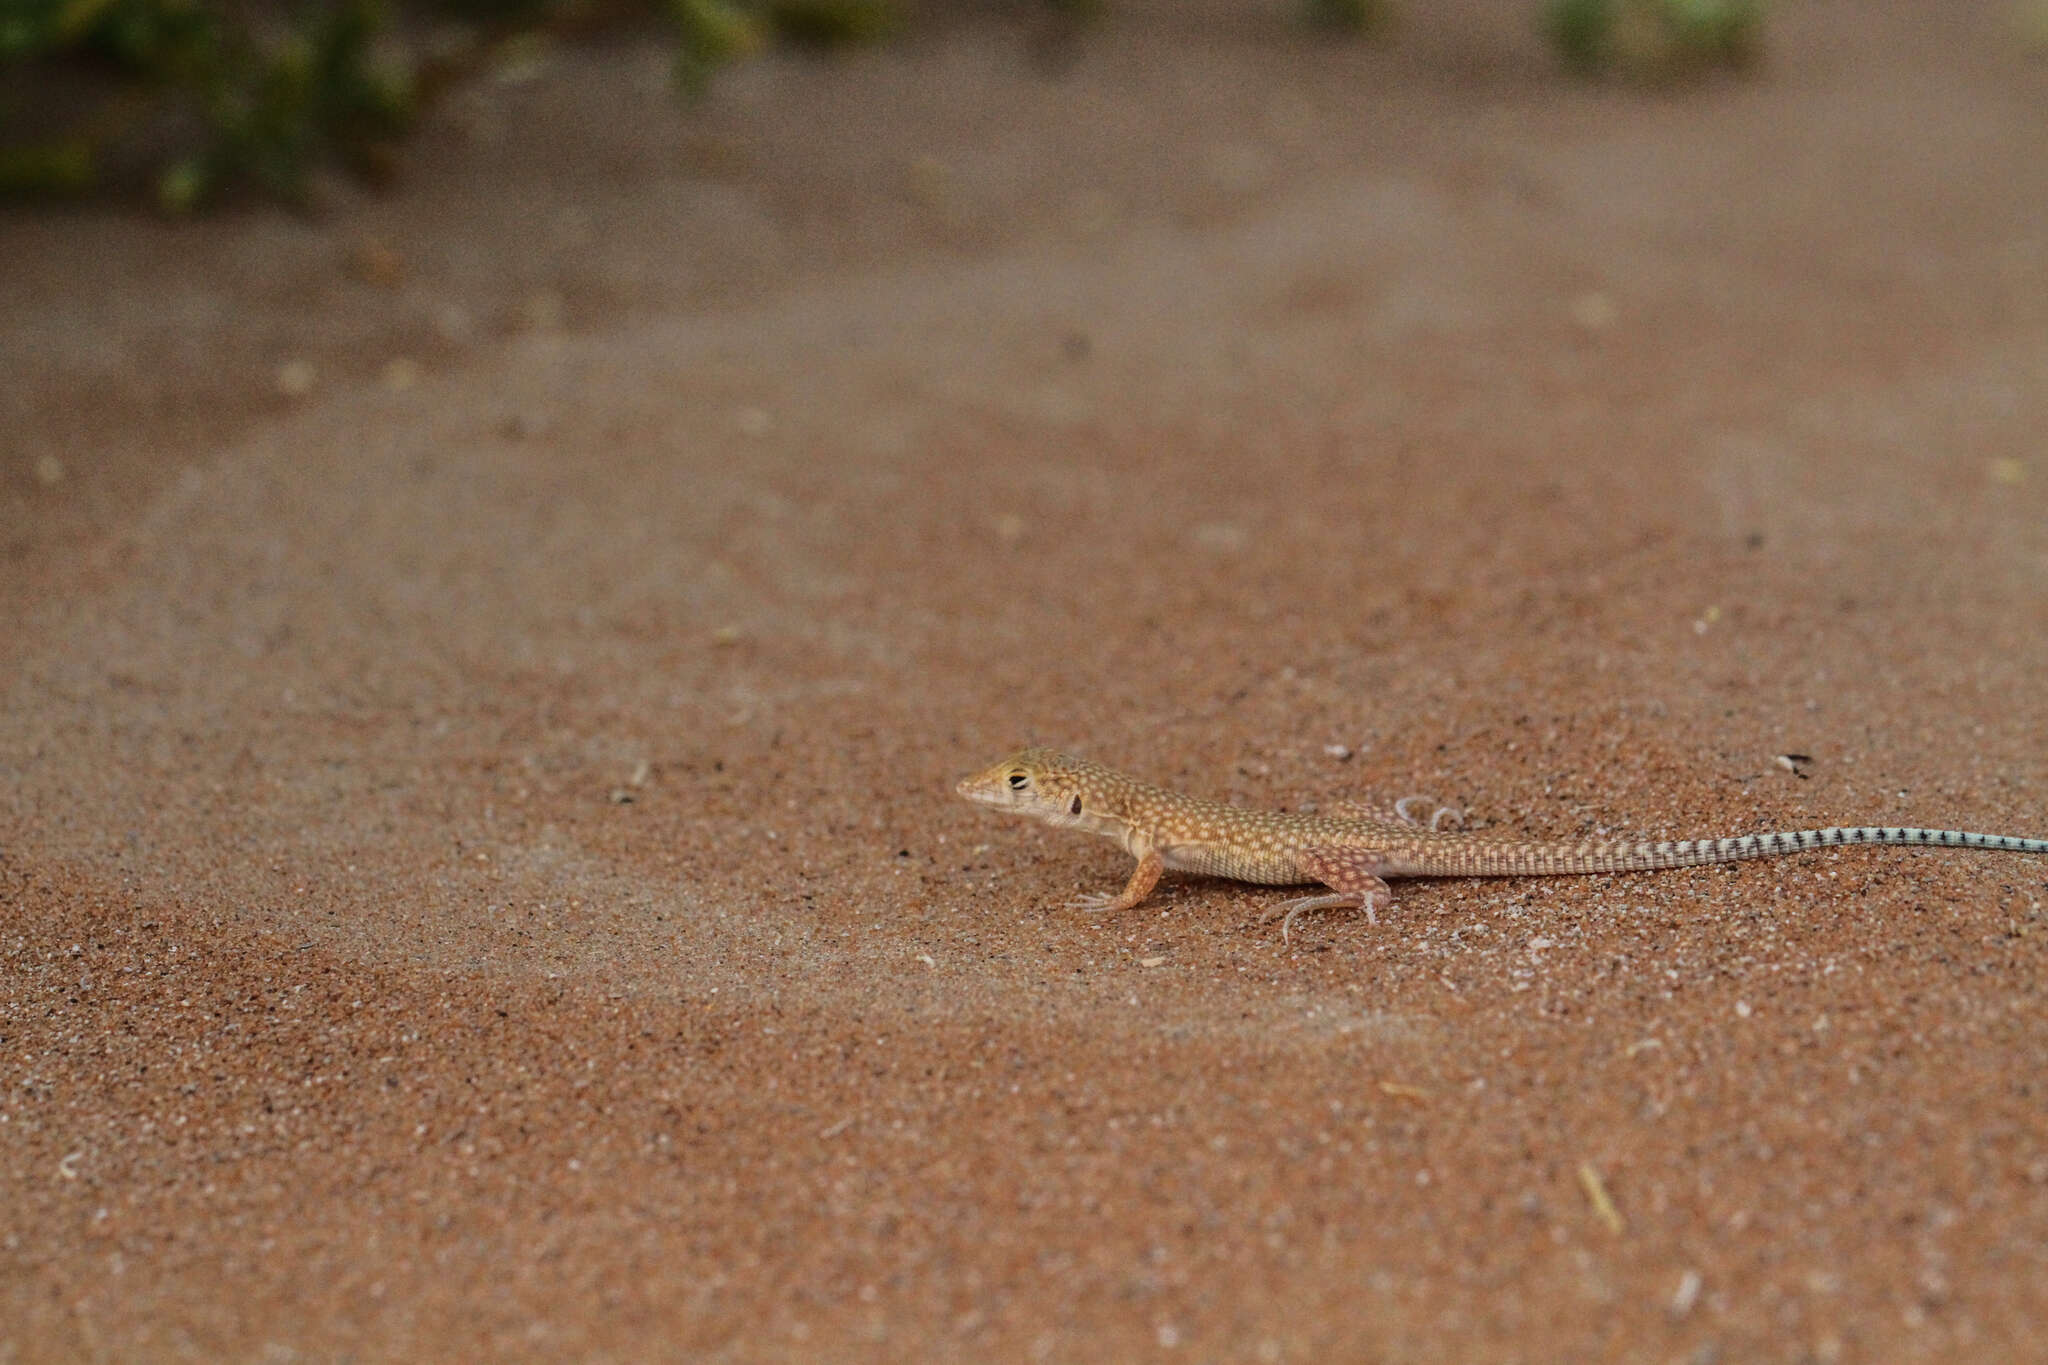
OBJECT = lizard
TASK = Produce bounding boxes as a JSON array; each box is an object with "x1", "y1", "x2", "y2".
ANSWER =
[{"x1": 956, "y1": 747, "x2": 2048, "y2": 938}]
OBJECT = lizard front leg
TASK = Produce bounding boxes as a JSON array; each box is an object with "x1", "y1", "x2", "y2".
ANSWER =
[{"x1": 1070, "y1": 849, "x2": 1164, "y2": 913}]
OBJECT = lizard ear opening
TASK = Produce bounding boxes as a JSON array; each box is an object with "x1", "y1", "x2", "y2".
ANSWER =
[{"x1": 1069, "y1": 795, "x2": 1083, "y2": 816}]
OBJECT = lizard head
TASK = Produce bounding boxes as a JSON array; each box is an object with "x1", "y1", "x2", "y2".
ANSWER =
[{"x1": 956, "y1": 747, "x2": 1124, "y2": 837}]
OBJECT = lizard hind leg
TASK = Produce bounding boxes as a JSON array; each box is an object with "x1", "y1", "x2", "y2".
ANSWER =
[{"x1": 1263, "y1": 846, "x2": 1396, "y2": 941}]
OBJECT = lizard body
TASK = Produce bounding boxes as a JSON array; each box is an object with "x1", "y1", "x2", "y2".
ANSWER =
[{"x1": 956, "y1": 748, "x2": 2048, "y2": 936}]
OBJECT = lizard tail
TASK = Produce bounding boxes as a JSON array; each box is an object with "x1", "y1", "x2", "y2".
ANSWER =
[{"x1": 1425, "y1": 826, "x2": 2048, "y2": 877}]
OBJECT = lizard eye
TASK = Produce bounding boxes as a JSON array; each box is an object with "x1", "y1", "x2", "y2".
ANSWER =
[
  {"x1": 1007, "y1": 772, "x2": 1029, "y2": 789},
  {"x1": 1069, "y1": 795, "x2": 1083, "y2": 816}
]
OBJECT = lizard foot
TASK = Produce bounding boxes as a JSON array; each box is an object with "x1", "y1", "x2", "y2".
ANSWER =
[
  {"x1": 1394, "y1": 795, "x2": 1465, "y2": 831},
  {"x1": 1263, "y1": 892, "x2": 1371, "y2": 942},
  {"x1": 1334, "y1": 795, "x2": 1465, "y2": 831},
  {"x1": 1067, "y1": 850, "x2": 1165, "y2": 914}
]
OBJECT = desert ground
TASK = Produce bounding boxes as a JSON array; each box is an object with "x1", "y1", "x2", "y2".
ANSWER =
[{"x1": 5, "y1": 0, "x2": 2047, "y2": 1358}]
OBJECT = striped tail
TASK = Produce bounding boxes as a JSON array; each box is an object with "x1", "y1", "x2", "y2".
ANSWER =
[{"x1": 1425, "y1": 826, "x2": 2048, "y2": 877}]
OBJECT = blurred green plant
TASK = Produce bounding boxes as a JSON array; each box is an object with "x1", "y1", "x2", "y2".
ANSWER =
[
  {"x1": 667, "y1": 0, "x2": 767, "y2": 97},
  {"x1": 1301, "y1": 0, "x2": 1389, "y2": 35},
  {"x1": 0, "y1": 0, "x2": 905, "y2": 205},
  {"x1": 1, "y1": 0, "x2": 415, "y2": 206},
  {"x1": 0, "y1": 0, "x2": 1768, "y2": 209},
  {"x1": 1544, "y1": 0, "x2": 1763, "y2": 79}
]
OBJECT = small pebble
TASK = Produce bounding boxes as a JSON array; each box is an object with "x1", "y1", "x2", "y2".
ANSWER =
[
  {"x1": 276, "y1": 360, "x2": 317, "y2": 397},
  {"x1": 1570, "y1": 291, "x2": 1619, "y2": 330},
  {"x1": 1191, "y1": 521, "x2": 1247, "y2": 553},
  {"x1": 346, "y1": 237, "x2": 405, "y2": 287},
  {"x1": 435, "y1": 304, "x2": 475, "y2": 344}
]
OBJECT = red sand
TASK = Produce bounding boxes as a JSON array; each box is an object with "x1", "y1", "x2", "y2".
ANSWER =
[{"x1": 5, "y1": 1, "x2": 2047, "y2": 1358}]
